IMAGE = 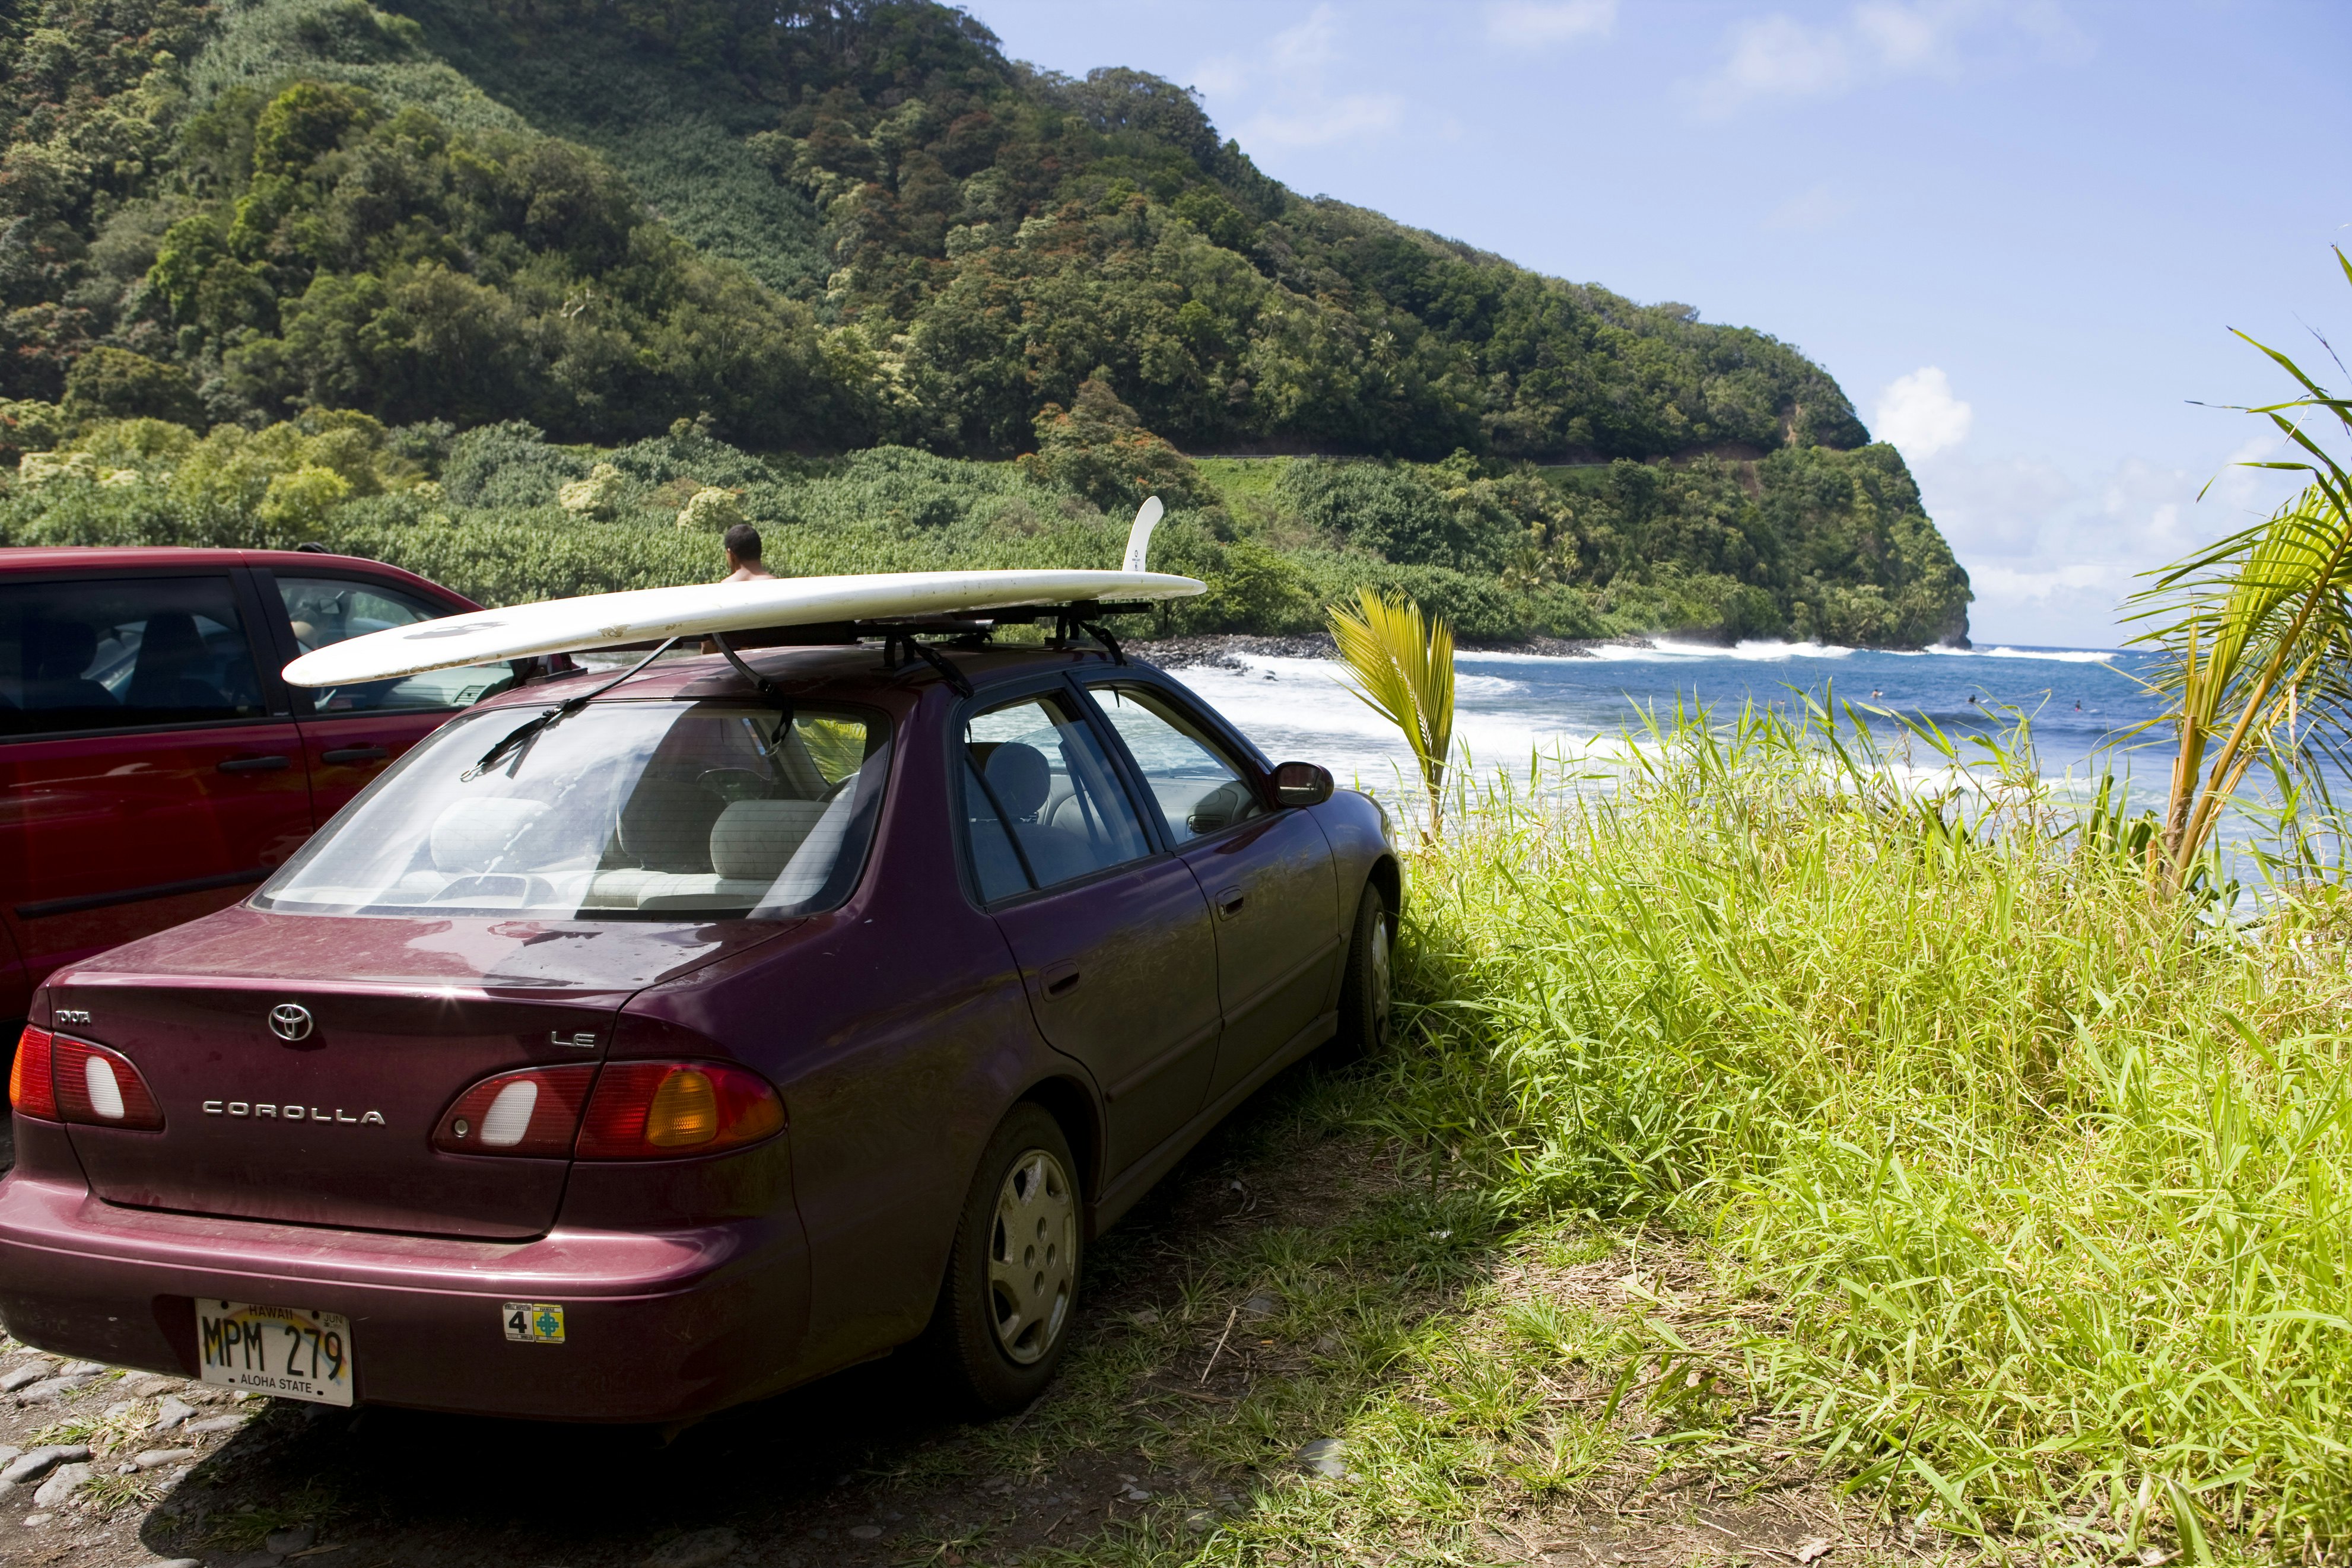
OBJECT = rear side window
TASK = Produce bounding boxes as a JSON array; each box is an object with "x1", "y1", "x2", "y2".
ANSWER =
[
  {"x1": 276, "y1": 575, "x2": 518, "y2": 713},
  {"x1": 0, "y1": 576, "x2": 265, "y2": 738},
  {"x1": 961, "y1": 691, "x2": 1151, "y2": 898}
]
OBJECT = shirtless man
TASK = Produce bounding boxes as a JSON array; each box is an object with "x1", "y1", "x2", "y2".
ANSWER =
[
  {"x1": 722, "y1": 523, "x2": 774, "y2": 583},
  {"x1": 704, "y1": 523, "x2": 777, "y2": 654}
]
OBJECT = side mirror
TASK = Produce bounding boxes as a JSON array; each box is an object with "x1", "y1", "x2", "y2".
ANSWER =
[{"x1": 1272, "y1": 761, "x2": 1334, "y2": 808}]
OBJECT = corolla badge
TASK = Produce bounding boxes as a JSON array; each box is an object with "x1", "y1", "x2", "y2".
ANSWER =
[
  {"x1": 203, "y1": 1101, "x2": 385, "y2": 1125},
  {"x1": 266, "y1": 1004, "x2": 313, "y2": 1042}
]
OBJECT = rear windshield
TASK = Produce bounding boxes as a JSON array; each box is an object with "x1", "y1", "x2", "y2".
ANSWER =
[{"x1": 257, "y1": 699, "x2": 891, "y2": 921}]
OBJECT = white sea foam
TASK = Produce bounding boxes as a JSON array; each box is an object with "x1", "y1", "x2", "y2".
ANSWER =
[
  {"x1": 1579, "y1": 638, "x2": 1859, "y2": 662},
  {"x1": 1176, "y1": 654, "x2": 1600, "y2": 792},
  {"x1": 1923, "y1": 644, "x2": 2121, "y2": 664}
]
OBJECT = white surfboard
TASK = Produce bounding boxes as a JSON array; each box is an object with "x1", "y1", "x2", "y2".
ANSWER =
[{"x1": 282, "y1": 566, "x2": 1206, "y2": 688}]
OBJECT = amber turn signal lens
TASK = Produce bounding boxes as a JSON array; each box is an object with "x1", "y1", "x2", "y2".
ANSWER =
[
  {"x1": 9, "y1": 1027, "x2": 55, "y2": 1121},
  {"x1": 575, "y1": 1060, "x2": 783, "y2": 1160},
  {"x1": 644, "y1": 1069, "x2": 718, "y2": 1147}
]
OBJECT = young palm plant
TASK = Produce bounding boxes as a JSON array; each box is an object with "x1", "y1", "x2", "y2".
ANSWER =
[
  {"x1": 2123, "y1": 250, "x2": 2352, "y2": 891},
  {"x1": 1328, "y1": 587, "x2": 1455, "y2": 841}
]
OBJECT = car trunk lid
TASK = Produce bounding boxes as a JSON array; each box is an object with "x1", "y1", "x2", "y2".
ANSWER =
[{"x1": 47, "y1": 907, "x2": 790, "y2": 1239}]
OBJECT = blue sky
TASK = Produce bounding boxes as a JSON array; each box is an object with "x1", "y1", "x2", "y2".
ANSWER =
[{"x1": 970, "y1": 0, "x2": 2352, "y2": 648}]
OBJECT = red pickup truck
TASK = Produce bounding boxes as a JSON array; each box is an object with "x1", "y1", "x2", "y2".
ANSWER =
[{"x1": 0, "y1": 548, "x2": 529, "y2": 1033}]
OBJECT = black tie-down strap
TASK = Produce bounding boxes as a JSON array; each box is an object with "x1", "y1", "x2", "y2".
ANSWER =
[
  {"x1": 883, "y1": 632, "x2": 974, "y2": 699},
  {"x1": 709, "y1": 631, "x2": 793, "y2": 713},
  {"x1": 465, "y1": 637, "x2": 678, "y2": 780},
  {"x1": 1078, "y1": 621, "x2": 1127, "y2": 665}
]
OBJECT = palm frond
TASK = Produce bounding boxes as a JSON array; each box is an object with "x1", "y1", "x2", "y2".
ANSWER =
[
  {"x1": 2121, "y1": 253, "x2": 2352, "y2": 888},
  {"x1": 1328, "y1": 587, "x2": 1456, "y2": 839}
]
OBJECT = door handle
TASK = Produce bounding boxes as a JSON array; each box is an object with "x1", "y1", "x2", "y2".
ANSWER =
[
  {"x1": 1215, "y1": 886, "x2": 1246, "y2": 918},
  {"x1": 1042, "y1": 962, "x2": 1082, "y2": 998},
  {"x1": 216, "y1": 755, "x2": 290, "y2": 774},
  {"x1": 320, "y1": 745, "x2": 390, "y2": 765}
]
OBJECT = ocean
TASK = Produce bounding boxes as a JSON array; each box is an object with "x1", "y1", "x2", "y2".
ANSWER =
[{"x1": 1168, "y1": 639, "x2": 2181, "y2": 816}]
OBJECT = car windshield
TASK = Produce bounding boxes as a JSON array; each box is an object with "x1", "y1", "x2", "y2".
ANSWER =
[{"x1": 257, "y1": 699, "x2": 891, "y2": 921}]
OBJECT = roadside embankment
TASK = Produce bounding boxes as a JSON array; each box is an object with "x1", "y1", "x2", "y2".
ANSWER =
[{"x1": 1339, "y1": 712, "x2": 2349, "y2": 1559}]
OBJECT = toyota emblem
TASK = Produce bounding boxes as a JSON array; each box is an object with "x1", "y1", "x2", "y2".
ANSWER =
[{"x1": 267, "y1": 1003, "x2": 314, "y2": 1042}]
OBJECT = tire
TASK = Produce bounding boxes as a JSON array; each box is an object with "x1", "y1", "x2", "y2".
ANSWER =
[
  {"x1": 1332, "y1": 882, "x2": 1396, "y2": 1058},
  {"x1": 924, "y1": 1102, "x2": 1082, "y2": 1414}
]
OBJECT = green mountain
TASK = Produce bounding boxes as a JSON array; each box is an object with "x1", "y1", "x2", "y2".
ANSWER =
[{"x1": 0, "y1": 0, "x2": 1972, "y2": 647}]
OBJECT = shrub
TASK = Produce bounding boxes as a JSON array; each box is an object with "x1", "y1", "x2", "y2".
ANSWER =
[
  {"x1": 1018, "y1": 376, "x2": 1207, "y2": 513},
  {"x1": 676, "y1": 485, "x2": 745, "y2": 531},
  {"x1": 61, "y1": 348, "x2": 205, "y2": 426}
]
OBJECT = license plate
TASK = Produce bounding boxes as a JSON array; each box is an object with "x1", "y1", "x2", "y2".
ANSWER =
[{"x1": 195, "y1": 1300, "x2": 354, "y2": 1406}]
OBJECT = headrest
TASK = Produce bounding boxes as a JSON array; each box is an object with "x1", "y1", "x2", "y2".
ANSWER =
[
  {"x1": 137, "y1": 611, "x2": 203, "y2": 663},
  {"x1": 618, "y1": 778, "x2": 722, "y2": 870},
  {"x1": 710, "y1": 799, "x2": 829, "y2": 879},
  {"x1": 430, "y1": 797, "x2": 546, "y2": 873},
  {"x1": 982, "y1": 742, "x2": 1050, "y2": 820}
]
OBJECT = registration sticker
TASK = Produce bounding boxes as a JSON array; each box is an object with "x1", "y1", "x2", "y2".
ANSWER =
[
  {"x1": 196, "y1": 1301, "x2": 354, "y2": 1406},
  {"x1": 502, "y1": 1302, "x2": 565, "y2": 1344}
]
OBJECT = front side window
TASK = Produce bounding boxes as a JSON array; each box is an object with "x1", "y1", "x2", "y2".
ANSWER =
[
  {"x1": 961, "y1": 691, "x2": 1150, "y2": 898},
  {"x1": 1087, "y1": 683, "x2": 1266, "y2": 844},
  {"x1": 276, "y1": 575, "x2": 518, "y2": 714},
  {"x1": 258, "y1": 701, "x2": 890, "y2": 920},
  {"x1": 0, "y1": 576, "x2": 265, "y2": 737}
]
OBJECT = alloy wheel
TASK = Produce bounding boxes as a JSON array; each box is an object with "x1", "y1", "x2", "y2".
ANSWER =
[
  {"x1": 987, "y1": 1147, "x2": 1075, "y2": 1365},
  {"x1": 1368, "y1": 914, "x2": 1393, "y2": 1047}
]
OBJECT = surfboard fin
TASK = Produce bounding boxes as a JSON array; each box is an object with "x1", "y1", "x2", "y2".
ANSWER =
[{"x1": 1121, "y1": 495, "x2": 1164, "y2": 573}]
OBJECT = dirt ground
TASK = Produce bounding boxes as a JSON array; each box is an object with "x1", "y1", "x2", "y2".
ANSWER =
[{"x1": 0, "y1": 1060, "x2": 1925, "y2": 1568}]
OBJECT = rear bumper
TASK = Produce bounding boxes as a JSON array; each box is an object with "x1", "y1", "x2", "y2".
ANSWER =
[{"x1": 0, "y1": 1166, "x2": 811, "y2": 1423}]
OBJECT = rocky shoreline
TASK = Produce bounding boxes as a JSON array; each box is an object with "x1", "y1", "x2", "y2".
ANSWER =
[{"x1": 1126, "y1": 631, "x2": 1656, "y2": 670}]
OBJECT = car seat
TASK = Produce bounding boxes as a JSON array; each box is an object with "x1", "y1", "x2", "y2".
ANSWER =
[
  {"x1": 980, "y1": 741, "x2": 1095, "y2": 885},
  {"x1": 26, "y1": 622, "x2": 116, "y2": 711},
  {"x1": 616, "y1": 777, "x2": 726, "y2": 874},
  {"x1": 125, "y1": 612, "x2": 225, "y2": 711}
]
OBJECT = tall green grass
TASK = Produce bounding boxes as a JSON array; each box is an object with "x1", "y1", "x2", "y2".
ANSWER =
[{"x1": 1384, "y1": 707, "x2": 2352, "y2": 1553}]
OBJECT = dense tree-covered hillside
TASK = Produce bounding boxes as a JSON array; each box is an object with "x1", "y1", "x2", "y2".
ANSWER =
[{"x1": 0, "y1": 0, "x2": 1972, "y2": 645}]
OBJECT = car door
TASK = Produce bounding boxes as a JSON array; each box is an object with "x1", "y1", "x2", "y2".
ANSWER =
[
  {"x1": 959, "y1": 683, "x2": 1223, "y2": 1178},
  {"x1": 257, "y1": 568, "x2": 526, "y2": 824},
  {"x1": 1082, "y1": 679, "x2": 1343, "y2": 1101},
  {"x1": 0, "y1": 569, "x2": 313, "y2": 999}
]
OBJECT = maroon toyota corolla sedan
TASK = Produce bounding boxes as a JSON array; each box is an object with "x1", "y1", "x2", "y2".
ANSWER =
[{"x1": 0, "y1": 638, "x2": 1397, "y2": 1421}]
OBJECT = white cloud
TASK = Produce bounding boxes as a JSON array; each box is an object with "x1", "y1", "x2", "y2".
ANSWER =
[
  {"x1": 1852, "y1": 1, "x2": 1954, "y2": 70},
  {"x1": 1247, "y1": 94, "x2": 1404, "y2": 148},
  {"x1": 1268, "y1": 4, "x2": 1343, "y2": 69},
  {"x1": 1764, "y1": 183, "x2": 1854, "y2": 231},
  {"x1": 1907, "y1": 436, "x2": 2302, "y2": 647},
  {"x1": 1712, "y1": 15, "x2": 1856, "y2": 106},
  {"x1": 1194, "y1": 5, "x2": 1404, "y2": 151},
  {"x1": 1686, "y1": 1, "x2": 2087, "y2": 117},
  {"x1": 1876, "y1": 367, "x2": 1975, "y2": 459},
  {"x1": 1483, "y1": 0, "x2": 1617, "y2": 46}
]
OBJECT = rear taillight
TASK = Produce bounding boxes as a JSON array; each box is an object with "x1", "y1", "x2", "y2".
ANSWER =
[
  {"x1": 433, "y1": 1066, "x2": 597, "y2": 1157},
  {"x1": 575, "y1": 1061, "x2": 783, "y2": 1160},
  {"x1": 50, "y1": 1036, "x2": 164, "y2": 1130},
  {"x1": 9, "y1": 1027, "x2": 55, "y2": 1120}
]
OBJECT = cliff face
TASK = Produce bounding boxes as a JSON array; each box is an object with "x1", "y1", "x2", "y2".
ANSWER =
[{"x1": 0, "y1": 0, "x2": 1970, "y2": 645}]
